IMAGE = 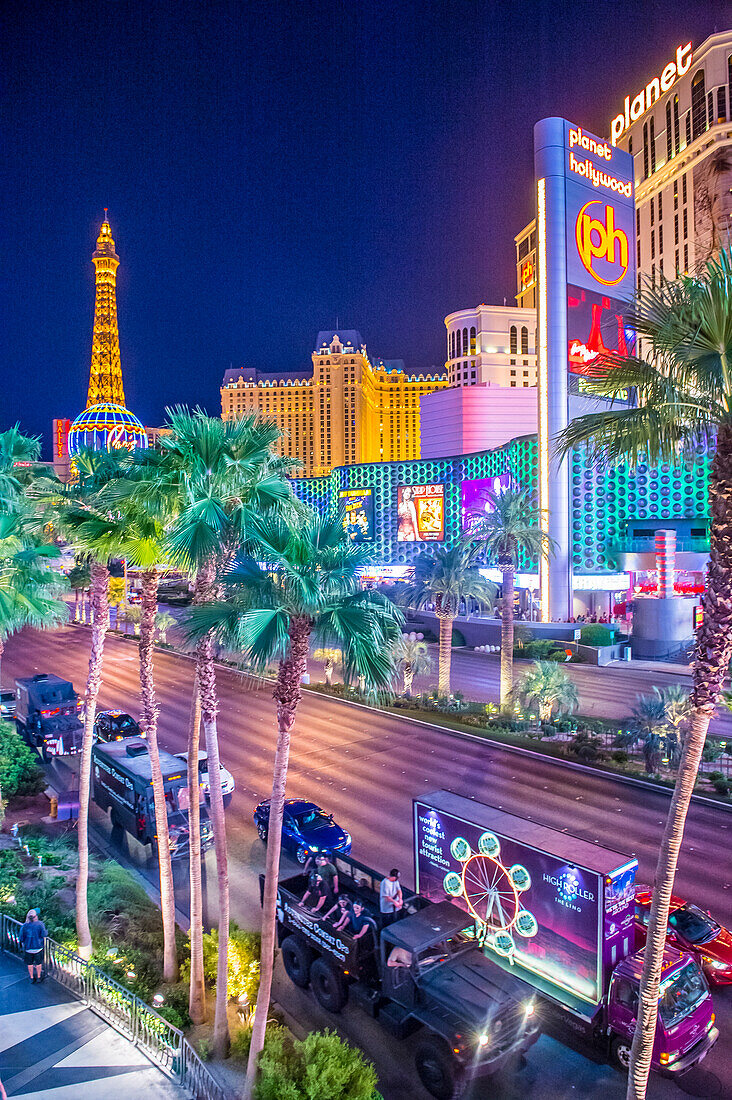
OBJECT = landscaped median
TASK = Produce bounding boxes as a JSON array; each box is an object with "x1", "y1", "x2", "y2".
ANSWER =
[{"x1": 307, "y1": 682, "x2": 732, "y2": 806}]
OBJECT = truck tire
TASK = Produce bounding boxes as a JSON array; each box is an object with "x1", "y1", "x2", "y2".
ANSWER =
[
  {"x1": 611, "y1": 1036, "x2": 632, "y2": 1071},
  {"x1": 414, "y1": 1039, "x2": 464, "y2": 1100},
  {"x1": 310, "y1": 957, "x2": 348, "y2": 1012},
  {"x1": 281, "y1": 935, "x2": 314, "y2": 989}
]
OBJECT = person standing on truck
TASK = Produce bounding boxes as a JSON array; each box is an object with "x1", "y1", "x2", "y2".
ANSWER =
[
  {"x1": 312, "y1": 852, "x2": 339, "y2": 895},
  {"x1": 20, "y1": 909, "x2": 47, "y2": 983},
  {"x1": 379, "y1": 868, "x2": 403, "y2": 926}
]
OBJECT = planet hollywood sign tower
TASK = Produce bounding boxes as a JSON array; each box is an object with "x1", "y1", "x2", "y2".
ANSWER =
[{"x1": 534, "y1": 119, "x2": 636, "y2": 621}]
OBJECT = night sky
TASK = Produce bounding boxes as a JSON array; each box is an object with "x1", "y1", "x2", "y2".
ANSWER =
[{"x1": 2, "y1": 0, "x2": 729, "y2": 454}]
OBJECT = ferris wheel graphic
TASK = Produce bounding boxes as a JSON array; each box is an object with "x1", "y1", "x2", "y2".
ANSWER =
[{"x1": 443, "y1": 832, "x2": 538, "y2": 959}]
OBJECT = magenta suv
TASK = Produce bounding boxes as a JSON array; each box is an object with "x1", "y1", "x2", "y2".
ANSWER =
[{"x1": 606, "y1": 947, "x2": 718, "y2": 1073}]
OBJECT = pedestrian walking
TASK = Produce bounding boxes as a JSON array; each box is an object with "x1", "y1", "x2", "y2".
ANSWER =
[
  {"x1": 379, "y1": 869, "x2": 403, "y2": 926},
  {"x1": 20, "y1": 908, "x2": 47, "y2": 983}
]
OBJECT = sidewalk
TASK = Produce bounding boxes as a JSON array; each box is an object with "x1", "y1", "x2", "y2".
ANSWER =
[{"x1": 0, "y1": 953, "x2": 187, "y2": 1100}]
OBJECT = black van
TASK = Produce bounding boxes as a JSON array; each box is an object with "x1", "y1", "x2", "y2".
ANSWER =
[{"x1": 92, "y1": 738, "x2": 214, "y2": 859}]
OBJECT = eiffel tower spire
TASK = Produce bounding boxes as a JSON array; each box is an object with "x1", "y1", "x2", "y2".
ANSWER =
[{"x1": 87, "y1": 210, "x2": 125, "y2": 407}]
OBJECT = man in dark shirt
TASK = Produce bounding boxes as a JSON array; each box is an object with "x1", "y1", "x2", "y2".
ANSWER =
[
  {"x1": 313, "y1": 853, "x2": 338, "y2": 895},
  {"x1": 298, "y1": 874, "x2": 332, "y2": 916}
]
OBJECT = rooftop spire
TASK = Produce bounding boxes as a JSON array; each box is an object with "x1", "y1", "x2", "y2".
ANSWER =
[{"x1": 87, "y1": 213, "x2": 125, "y2": 408}]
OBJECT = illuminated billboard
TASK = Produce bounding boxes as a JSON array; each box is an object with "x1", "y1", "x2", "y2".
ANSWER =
[
  {"x1": 567, "y1": 284, "x2": 636, "y2": 378},
  {"x1": 461, "y1": 473, "x2": 512, "y2": 534},
  {"x1": 414, "y1": 796, "x2": 637, "y2": 1009},
  {"x1": 535, "y1": 118, "x2": 636, "y2": 620},
  {"x1": 397, "y1": 484, "x2": 444, "y2": 542},
  {"x1": 338, "y1": 488, "x2": 374, "y2": 543}
]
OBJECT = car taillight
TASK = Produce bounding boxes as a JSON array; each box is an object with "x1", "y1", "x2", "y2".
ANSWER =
[{"x1": 41, "y1": 708, "x2": 60, "y2": 717}]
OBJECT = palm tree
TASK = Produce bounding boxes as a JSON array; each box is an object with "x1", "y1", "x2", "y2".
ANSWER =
[
  {"x1": 558, "y1": 249, "x2": 732, "y2": 1099},
  {"x1": 0, "y1": 510, "x2": 68, "y2": 688},
  {"x1": 68, "y1": 562, "x2": 92, "y2": 623},
  {"x1": 30, "y1": 447, "x2": 131, "y2": 959},
  {"x1": 617, "y1": 692, "x2": 669, "y2": 773},
  {"x1": 391, "y1": 634, "x2": 432, "y2": 696},
  {"x1": 472, "y1": 488, "x2": 552, "y2": 714},
  {"x1": 519, "y1": 660, "x2": 578, "y2": 722},
  {"x1": 0, "y1": 425, "x2": 43, "y2": 507},
  {"x1": 153, "y1": 407, "x2": 291, "y2": 1049},
  {"x1": 312, "y1": 646, "x2": 342, "y2": 685},
  {"x1": 185, "y1": 510, "x2": 402, "y2": 1099},
  {"x1": 400, "y1": 541, "x2": 494, "y2": 696},
  {"x1": 91, "y1": 479, "x2": 180, "y2": 984}
]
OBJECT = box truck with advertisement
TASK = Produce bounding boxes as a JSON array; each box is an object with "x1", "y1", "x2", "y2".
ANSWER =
[{"x1": 414, "y1": 791, "x2": 718, "y2": 1075}]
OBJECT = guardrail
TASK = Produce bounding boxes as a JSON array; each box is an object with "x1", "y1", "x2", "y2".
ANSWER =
[{"x1": 1, "y1": 913, "x2": 229, "y2": 1100}]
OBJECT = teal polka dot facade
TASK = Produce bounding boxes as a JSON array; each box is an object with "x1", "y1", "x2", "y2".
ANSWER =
[{"x1": 291, "y1": 436, "x2": 709, "y2": 575}]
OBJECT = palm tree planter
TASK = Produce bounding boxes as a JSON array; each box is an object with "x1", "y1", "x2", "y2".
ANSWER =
[
  {"x1": 391, "y1": 634, "x2": 432, "y2": 696},
  {"x1": 559, "y1": 249, "x2": 732, "y2": 1100}
]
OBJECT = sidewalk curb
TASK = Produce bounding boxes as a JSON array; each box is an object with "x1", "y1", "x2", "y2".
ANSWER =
[{"x1": 300, "y1": 687, "x2": 732, "y2": 815}]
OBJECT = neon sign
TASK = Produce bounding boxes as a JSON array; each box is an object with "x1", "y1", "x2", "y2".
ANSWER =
[
  {"x1": 575, "y1": 201, "x2": 629, "y2": 287},
  {"x1": 521, "y1": 259, "x2": 534, "y2": 287},
  {"x1": 610, "y1": 43, "x2": 692, "y2": 144}
]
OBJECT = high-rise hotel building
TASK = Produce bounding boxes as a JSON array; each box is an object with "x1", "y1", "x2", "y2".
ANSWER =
[
  {"x1": 221, "y1": 331, "x2": 446, "y2": 476},
  {"x1": 610, "y1": 31, "x2": 732, "y2": 286}
]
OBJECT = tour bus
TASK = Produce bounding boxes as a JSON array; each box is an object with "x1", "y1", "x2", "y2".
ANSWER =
[{"x1": 92, "y1": 737, "x2": 214, "y2": 859}]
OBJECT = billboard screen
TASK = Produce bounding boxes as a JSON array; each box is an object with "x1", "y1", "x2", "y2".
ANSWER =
[
  {"x1": 338, "y1": 488, "x2": 374, "y2": 543},
  {"x1": 397, "y1": 484, "x2": 444, "y2": 542},
  {"x1": 461, "y1": 473, "x2": 512, "y2": 534},
  {"x1": 414, "y1": 799, "x2": 608, "y2": 1006},
  {"x1": 567, "y1": 283, "x2": 636, "y2": 380}
]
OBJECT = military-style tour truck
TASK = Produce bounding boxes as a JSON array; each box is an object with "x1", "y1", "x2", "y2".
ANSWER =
[
  {"x1": 15, "y1": 674, "x2": 84, "y2": 759},
  {"x1": 269, "y1": 852, "x2": 540, "y2": 1099}
]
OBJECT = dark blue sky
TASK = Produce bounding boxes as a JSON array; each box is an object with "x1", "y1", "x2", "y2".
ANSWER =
[{"x1": 2, "y1": 0, "x2": 728, "y2": 453}]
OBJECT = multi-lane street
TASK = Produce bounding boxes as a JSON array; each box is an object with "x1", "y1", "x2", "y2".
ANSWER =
[{"x1": 4, "y1": 624, "x2": 732, "y2": 1099}]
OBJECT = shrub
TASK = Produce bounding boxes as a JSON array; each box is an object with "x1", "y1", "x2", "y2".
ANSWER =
[
  {"x1": 611, "y1": 750, "x2": 630, "y2": 764},
  {"x1": 180, "y1": 923, "x2": 260, "y2": 1002},
  {"x1": 568, "y1": 731, "x2": 605, "y2": 763},
  {"x1": 0, "y1": 721, "x2": 47, "y2": 799},
  {"x1": 712, "y1": 776, "x2": 731, "y2": 796},
  {"x1": 579, "y1": 624, "x2": 614, "y2": 647},
  {"x1": 255, "y1": 1027, "x2": 380, "y2": 1100}
]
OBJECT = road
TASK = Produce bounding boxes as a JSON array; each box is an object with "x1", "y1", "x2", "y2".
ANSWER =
[{"x1": 4, "y1": 624, "x2": 732, "y2": 1099}]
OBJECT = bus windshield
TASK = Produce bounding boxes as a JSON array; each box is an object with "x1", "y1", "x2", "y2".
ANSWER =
[{"x1": 658, "y1": 962, "x2": 708, "y2": 1029}]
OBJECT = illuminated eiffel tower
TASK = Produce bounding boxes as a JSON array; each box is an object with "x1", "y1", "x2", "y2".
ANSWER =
[{"x1": 86, "y1": 211, "x2": 126, "y2": 407}]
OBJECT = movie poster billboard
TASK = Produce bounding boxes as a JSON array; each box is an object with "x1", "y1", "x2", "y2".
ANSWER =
[
  {"x1": 413, "y1": 798, "x2": 632, "y2": 1008},
  {"x1": 338, "y1": 488, "x2": 374, "y2": 543},
  {"x1": 397, "y1": 484, "x2": 444, "y2": 542},
  {"x1": 461, "y1": 473, "x2": 513, "y2": 534}
]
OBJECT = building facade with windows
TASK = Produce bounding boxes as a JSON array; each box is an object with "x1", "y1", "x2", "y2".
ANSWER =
[
  {"x1": 221, "y1": 330, "x2": 447, "y2": 477},
  {"x1": 611, "y1": 31, "x2": 732, "y2": 288},
  {"x1": 444, "y1": 303, "x2": 537, "y2": 388}
]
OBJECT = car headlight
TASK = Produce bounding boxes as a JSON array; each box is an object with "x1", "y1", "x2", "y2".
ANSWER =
[
  {"x1": 343, "y1": 832, "x2": 351, "y2": 844},
  {"x1": 478, "y1": 1033, "x2": 489, "y2": 1047}
]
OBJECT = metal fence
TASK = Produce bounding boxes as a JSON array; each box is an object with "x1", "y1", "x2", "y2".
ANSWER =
[{"x1": 0, "y1": 913, "x2": 229, "y2": 1100}]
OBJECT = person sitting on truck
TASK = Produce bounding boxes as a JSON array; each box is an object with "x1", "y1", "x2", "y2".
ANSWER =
[
  {"x1": 324, "y1": 894, "x2": 351, "y2": 925},
  {"x1": 339, "y1": 899, "x2": 373, "y2": 941},
  {"x1": 298, "y1": 873, "x2": 332, "y2": 916}
]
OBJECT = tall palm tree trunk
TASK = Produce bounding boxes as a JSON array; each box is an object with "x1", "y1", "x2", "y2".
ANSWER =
[
  {"x1": 76, "y1": 560, "x2": 109, "y2": 959},
  {"x1": 0, "y1": 637, "x2": 4, "y2": 689},
  {"x1": 436, "y1": 606, "x2": 454, "y2": 696},
  {"x1": 627, "y1": 429, "x2": 732, "y2": 1099},
  {"x1": 187, "y1": 669, "x2": 206, "y2": 1025},
  {"x1": 196, "y1": 582, "x2": 230, "y2": 1060},
  {"x1": 245, "y1": 615, "x2": 311, "y2": 1100},
  {"x1": 139, "y1": 568, "x2": 177, "y2": 983},
  {"x1": 500, "y1": 565, "x2": 515, "y2": 714},
  {"x1": 403, "y1": 664, "x2": 413, "y2": 697}
]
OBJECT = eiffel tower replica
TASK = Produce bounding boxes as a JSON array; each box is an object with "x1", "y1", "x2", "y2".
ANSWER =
[{"x1": 87, "y1": 210, "x2": 126, "y2": 407}]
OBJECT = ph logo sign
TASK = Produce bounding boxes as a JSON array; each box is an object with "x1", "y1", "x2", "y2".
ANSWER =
[{"x1": 575, "y1": 200, "x2": 629, "y2": 287}]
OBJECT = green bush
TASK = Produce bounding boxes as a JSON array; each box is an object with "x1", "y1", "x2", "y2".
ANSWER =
[
  {"x1": 451, "y1": 628, "x2": 466, "y2": 647},
  {"x1": 712, "y1": 776, "x2": 731, "y2": 796},
  {"x1": 0, "y1": 721, "x2": 47, "y2": 799},
  {"x1": 255, "y1": 1027, "x2": 380, "y2": 1100},
  {"x1": 180, "y1": 923, "x2": 260, "y2": 1003},
  {"x1": 230, "y1": 1024, "x2": 253, "y2": 1063},
  {"x1": 611, "y1": 750, "x2": 630, "y2": 764},
  {"x1": 568, "y1": 731, "x2": 605, "y2": 763},
  {"x1": 579, "y1": 624, "x2": 614, "y2": 647}
]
